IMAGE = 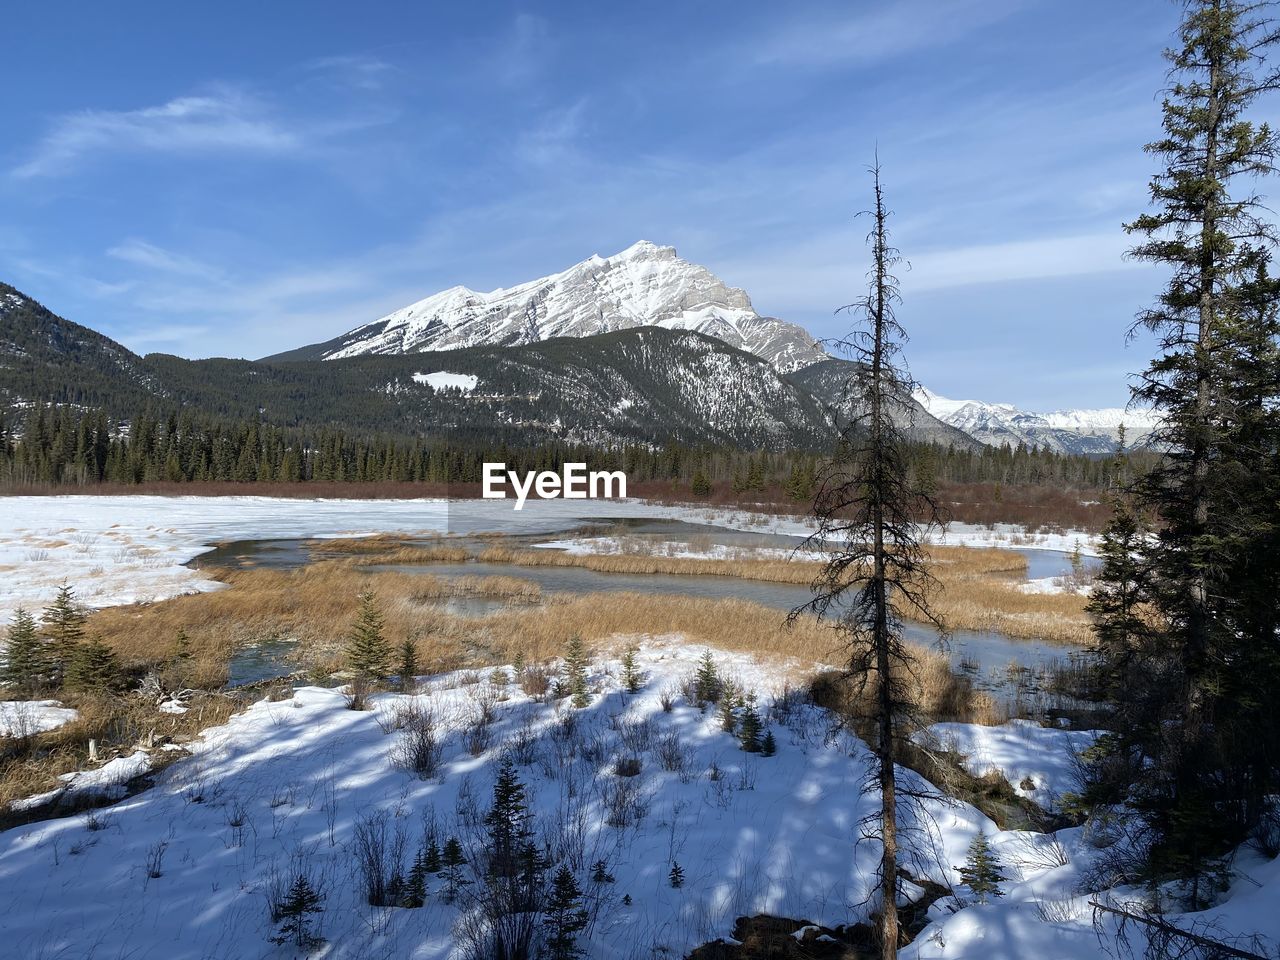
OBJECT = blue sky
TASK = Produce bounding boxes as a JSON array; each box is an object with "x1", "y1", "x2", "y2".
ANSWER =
[{"x1": 0, "y1": 1, "x2": 1203, "y2": 409}]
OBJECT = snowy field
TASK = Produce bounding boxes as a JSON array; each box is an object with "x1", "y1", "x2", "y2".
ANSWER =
[
  {"x1": 0, "y1": 495, "x2": 1099, "y2": 623},
  {"x1": 2, "y1": 642, "x2": 1275, "y2": 959},
  {"x1": 0, "y1": 699, "x2": 77, "y2": 738}
]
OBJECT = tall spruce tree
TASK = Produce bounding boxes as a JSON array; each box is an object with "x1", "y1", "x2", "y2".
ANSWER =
[
  {"x1": 1121, "y1": 0, "x2": 1280, "y2": 889},
  {"x1": 790, "y1": 160, "x2": 945, "y2": 960}
]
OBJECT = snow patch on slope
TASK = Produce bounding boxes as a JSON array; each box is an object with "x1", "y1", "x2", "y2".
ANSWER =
[{"x1": 413, "y1": 371, "x2": 478, "y2": 393}]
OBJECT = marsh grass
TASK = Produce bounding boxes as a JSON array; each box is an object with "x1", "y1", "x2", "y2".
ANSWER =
[
  {"x1": 0, "y1": 690, "x2": 242, "y2": 828},
  {"x1": 387, "y1": 539, "x2": 1092, "y2": 646}
]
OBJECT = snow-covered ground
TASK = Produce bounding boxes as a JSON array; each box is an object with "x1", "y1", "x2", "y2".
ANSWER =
[
  {"x1": 2, "y1": 642, "x2": 1274, "y2": 959},
  {"x1": 412, "y1": 371, "x2": 478, "y2": 393},
  {"x1": 0, "y1": 643, "x2": 989, "y2": 958},
  {"x1": 532, "y1": 536, "x2": 823, "y2": 562},
  {"x1": 925, "y1": 522, "x2": 1098, "y2": 558},
  {"x1": 0, "y1": 496, "x2": 1096, "y2": 623},
  {"x1": 12, "y1": 750, "x2": 153, "y2": 812},
  {"x1": 0, "y1": 699, "x2": 77, "y2": 738},
  {"x1": 915, "y1": 720, "x2": 1100, "y2": 813}
]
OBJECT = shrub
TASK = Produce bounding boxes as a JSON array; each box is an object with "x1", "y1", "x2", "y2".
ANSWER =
[
  {"x1": 613, "y1": 756, "x2": 642, "y2": 777},
  {"x1": 390, "y1": 704, "x2": 443, "y2": 779}
]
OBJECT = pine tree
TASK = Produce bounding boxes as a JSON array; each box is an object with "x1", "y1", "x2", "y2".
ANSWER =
[
  {"x1": 690, "y1": 468, "x2": 712, "y2": 497},
  {"x1": 2, "y1": 609, "x2": 48, "y2": 692},
  {"x1": 668, "y1": 862, "x2": 684, "y2": 888},
  {"x1": 41, "y1": 582, "x2": 86, "y2": 670},
  {"x1": 789, "y1": 160, "x2": 945, "y2": 960},
  {"x1": 760, "y1": 730, "x2": 777, "y2": 757},
  {"x1": 398, "y1": 636, "x2": 418, "y2": 692},
  {"x1": 423, "y1": 838, "x2": 442, "y2": 873},
  {"x1": 718, "y1": 680, "x2": 739, "y2": 733},
  {"x1": 485, "y1": 756, "x2": 533, "y2": 878},
  {"x1": 739, "y1": 698, "x2": 763, "y2": 753},
  {"x1": 483, "y1": 756, "x2": 545, "y2": 958},
  {"x1": 1121, "y1": 0, "x2": 1280, "y2": 887},
  {"x1": 63, "y1": 636, "x2": 121, "y2": 693},
  {"x1": 563, "y1": 635, "x2": 590, "y2": 708},
  {"x1": 404, "y1": 848, "x2": 428, "y2": 908},
  {"x1": 270, "y1": 873, "x2": 324, "y2": 948},
  {"x1": 693, "y1": 651, "x2": 720, "y2": 705},
  {"x1": 620, "y1": 646, "x2": 642, "y2": 693},
  {"x1": 1087, "y1": 459, "x2": 1153, "y2": 703},
  {"x1": 543, "y1": 865, "x2": 589, "y2": 960},
  {"x1": 957, "y1": 833, "x2": 1006, "y2": 905},
  {"x1": 441, "y1": 837, "x2": 468, "y2": 902},
  {"x1": 345, "y1": 591, "x2": 391, "y2": 683},
  {"x1": 590, "y1": 859, "x2": 614, "y2": 884}
]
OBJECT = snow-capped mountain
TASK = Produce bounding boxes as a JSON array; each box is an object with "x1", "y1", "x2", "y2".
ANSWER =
[
  {"x1": 913, "y1": 387, "x2": 1160, "y2": 455},
  {"x1": 266, "y1": 240, "x2": 828, "y2": 373}
]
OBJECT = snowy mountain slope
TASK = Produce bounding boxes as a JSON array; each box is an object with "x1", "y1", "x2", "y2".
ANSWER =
[
  {"x1": 789, "y1": 359, "x2": 983, "y2": 452},
  {"x1": 914, "y1": 387, "x2": 1160, "y2": 454},
  {"x1": 265, "y1": 241, "x2": 829, "y2": 373},
  {"x1": 0, "y1": 282, "x2": 837, "y2": 451}
]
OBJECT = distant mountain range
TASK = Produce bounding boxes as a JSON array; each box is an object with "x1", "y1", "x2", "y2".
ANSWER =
[
  {"x1": 1, "y1": 242, "x2": 1149, "y2": 455},
  {"x1": 913, "y1": 387, "x2": 1160, "y2": 455}
]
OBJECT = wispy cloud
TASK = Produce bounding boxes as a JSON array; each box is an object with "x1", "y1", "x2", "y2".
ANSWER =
[
  {"x1": 752, "y1": 0, "x2": 1028, "y2": 68},
  {"x1": 514, "y1": 100, "x2": 589, "y2": 168},
  {"x1": 300, "y1": 54, "x2": 397, "y2": 92},
  {"x1": 495, "y1": 14, "x2": 553, "y2": 87},
  {"x1": 13, "y1": 88, "x2": 298, "y2": 179},
  {"x1": 106, "y1": 239, "x2": 223, "y2": 279},
  {"x1": 908, "y1": 231, "x2": 1138, "y2": 291}
]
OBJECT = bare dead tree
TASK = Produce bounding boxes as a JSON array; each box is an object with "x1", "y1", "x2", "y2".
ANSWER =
[{"x1": 789, "y1": 158, "x2": 946, "y2": 959}]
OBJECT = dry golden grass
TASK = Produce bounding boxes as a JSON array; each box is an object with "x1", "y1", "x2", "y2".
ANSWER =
[
  {"x1": 309, "y1": 535, "x2": 471, "y2": 564},
  {"x1": 478, "y1": 544, "x2": 822, "y2": 583},
  {"x1": 0, "y1": 690, "x2": 243, "y2": 826},
  {"x1": 461, "y1": 542, "x2": 1089, "y2": 645},
  {"x1": 76, "y1": 556, "x2": 1000, "y2": 721},
  {"x1": 85, "y1": 562, "x2": 542, "y2": 676},
  {"x1": 468, "y1": 591, "x2": 1000, "y2": 724}
]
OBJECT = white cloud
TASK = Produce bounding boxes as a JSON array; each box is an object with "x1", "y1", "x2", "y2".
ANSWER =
[
  {"x1": 907, "y1": 231, "x2": 1139, "y2": 292},
  {"x1": 106, "y1": 240, "x2": 222, "y2": 279},
  {"x1": 752, "y1": 0, "x2": 1027, "y2": 68},
  {"x1": 300, "y1": 54, "x2": 396, "y2": 92},
  {"x1": 13, "y1": 89, "x2": 298, "y2": 179}
]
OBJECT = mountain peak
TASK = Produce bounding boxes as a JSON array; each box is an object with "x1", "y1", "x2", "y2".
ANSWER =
[
  {"x1": 268, "y1": 243, "x2": 828, "y2": 372},
  {"x1": 610, "y1": 239, "x2": 676, "y2": 262}
]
